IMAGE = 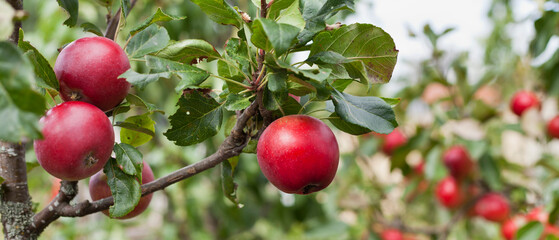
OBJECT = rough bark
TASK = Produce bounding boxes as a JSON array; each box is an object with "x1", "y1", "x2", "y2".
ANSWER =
[{"x1": 1, "y1": 0, "x2": 35, "y2": 239}]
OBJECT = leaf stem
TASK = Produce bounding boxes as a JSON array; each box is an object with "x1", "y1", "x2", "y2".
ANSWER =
[
  {"x1": 211, "y1": 74, "x2": 251, "y2": 89},
  {"x1": 256, "y1": 74, "x2": 269, "y2": 91},
  {"x1": 297, "y1": 96, "x2": 316, "y2": 114},
  {"x1": 221, "y1": 58, "x2": 251, "y2": 83},
  {"x1": 122, "y1": 34, "x2": 133, "y2": 50},
  {"x1": 254, "y1": 65, "x2": 267, "y2": 86}
]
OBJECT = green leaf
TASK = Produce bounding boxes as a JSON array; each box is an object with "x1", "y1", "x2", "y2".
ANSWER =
[
  {"x1": 224, "y1": 38, "x2": 253, "y2": 76},
  {"x1": 267, "y1": 0, "x2": 294, "y2": 18},
  {"x1": 530, "y1": 10, "x2": 559, "y2": 57},
  {"x1": 425, "y1": 146, "x2": 445, "y2": 181},
  {"x1": 550, "y1": 197, "x2": 559, "y2": 225},
  {"x1": 164, "y1": 91, "x2": 223, "y2": 146},
  {"x1": 330, "y1": 90, "x2": 397, "y2": 134},
  {"x1": 191, "y1": 0, "x2": 242, "y2": 28},
  {"x1": 104, "y1": 158, "x2": 141, "y2": 218},
  {"x1": 80, "y1": 22, "x2": 103, "y2": 36},
  {"x1": 271, "y1": 57, "x2": 332, "y2": 82},
  {"x1": 251, "y1": 18, "x2": 300, "y2": 56},
  {"x1": 118, "y1": 113, "x2": 156, "y2": 147},
  {"x1": 155, "y1": 39, "x2": 221, "y2": 64},
  {"x1": 147, "y1": 56, "x2": 210, "y2": 92},
  {"x1": 0, "y1": 1, "x2": 14, "y2": 40},
  {"x1": 328, "y1": 112, "x2": 370, "y2": 135},
  {"x1": 516, "y1": 221, "x2": 544, "y2": 240},
  {"x1": 224, "y1": 93, "x2": 252, "y2": 111},
  {"x1": 268, "y1": 72, "x2": 288, "y2": 94},
  {"x1": 121, "y1": 0, "x2": 131, "y2": 17},
  {"x1": 121, "y1": 69, "x2": 171, "y2": 90},
  {"x1": 310, "y1": 23, "x2": 398, "y2": 84},
  {"x1": 125, "y1": 94, "x2": 161, "y2": 113},
  {"x1": 271, "y1": 0, "x2": 305, "y2": 30},
  {"x1": 479, "y1": 153, "x2": 502, "y2": 190},
  {"x1": 242, "y1": 139, "x2": 258, "y2": 153},
  {"x1": 221, "y1": 157, "x2": 242, "y2": 208},
  {"x1": 17, "y1": 29, "x2": 59, "y2": 90},
  {"x1": 126, "y1": 25, "x2": 170, "y2": 58},
  {"x1": 57, "y1": 0, "x2": 79, "y2": 27},
  {"x1": 130, "y1": 8, "x2": 186, "y2": 36},
  {"x1": 0, "y1": 41, "x2": 45, "y2": 142},
  {"x1": 380, "y1": 97, "x2": 401, "y2": 107},
  {"x1": 26, "y1": 161, "x2": 40, "y2": 173},
  {"x1": 123, "y1": 56, "x2": 210, "y2": 91},
  {"x1": 306, "y1": 51, "x2": 353, "y2": 65},
  {"x1": 113, "y1": 143, "x2": 143, "y2": 177},
  {"x1": 297, "y1": 0, "x2": 354, "y2": 46}
]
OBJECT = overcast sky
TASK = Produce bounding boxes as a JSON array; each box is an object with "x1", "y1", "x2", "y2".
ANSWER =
[{"x1": 343, "y1": 0, "x2": 540, "y2": 94}]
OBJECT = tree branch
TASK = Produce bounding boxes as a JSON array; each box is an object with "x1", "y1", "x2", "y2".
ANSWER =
[
  {"x1": 31, "y1": 101, "x2": 259, "y2": 233},
  {"x1": 1, "y1": 1, "x2": 35, "y2": 239}
]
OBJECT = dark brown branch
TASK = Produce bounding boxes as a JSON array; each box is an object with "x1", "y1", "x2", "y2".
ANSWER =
[
  {"x1": 0, "y1": 142, "x2": 34, "y2": 239},
  {"x1": 7, "y1": 0, "x2": 22, "y2": 43},
  {"x1": 32, "y1": 101, "x2": 259, "y2": 231},
  {"x1": 30, "y1": 181, "x2": 77, "y2": 235},
  {"x1": 1, "y1": 1, "x2": 35, "y2": 239}
]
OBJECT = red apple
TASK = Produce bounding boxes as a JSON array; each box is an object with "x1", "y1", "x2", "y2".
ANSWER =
[
  {"x1": 89, "y1": 161, "x2": 155, "y2": 219},
  {"x1": 548, "y1": 116, "x2": 559, "y2": 139},
  {"x1": 474, "y1": 193, "x2": 510, "y2": 222},
  {"x1": 382, "y1": 129, "x2": 407, "y2": 155},
  {"x1": 526, "y1": 207, "x2": 549, "y2": 223},
  {"x1": 34, "y1": 101, "x2": 114, "y2": 181},
  {"x1": 49, "y1": 178, "x2": 61, "y2": 202},
  {"x1": 501, "y1": 215, "x2": 527, "y2": 240},
  {"x1": 381, "y1": 229, "x2": 403, "y2": 240},
  {"x1": 442, "y1": 145, "x2": 474, "y2": 179},
  {"x1": 256, "y1": 115, "x2": 339, "y2": 194},
  {"x1": 510, "y1": 91, "x2": 539, "y2": 116},
  {"x1": 544, "y1": 225, "x2": 559, "y2": 238},
  {"x1": 55, "y1": 36, "x2": 130, "y2": 111},
  {"x1": 435, "y1": 176, "x2": 465, "y2": 208},
  {"x1": 414, "y1": 161, "x2": 425, "y2": 175}
]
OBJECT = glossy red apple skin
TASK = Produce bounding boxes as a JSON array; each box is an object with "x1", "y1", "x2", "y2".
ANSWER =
[
  {"x1": 89, "y1": 161, "x2": 155, "y2": 219},
  {"x1": 382, "y1": 129, "x2": 407, "y2": 155},
  {"x1": 54, "y1": 36, "x2": 130, "y2": 111},
  {"x1": 442, "y1": 146, "x2": 474, "y2": 179},
  {"x1": 34, "y1": 101, "x2": 114, "y2": 181},
  {"x1": 501, "y1": 215, "x2": 527, "y2": 240},
  {"x1": 381, "y1": 229, "x2": 404, "y2": 240},
  {"x1": 510, "y1": 91, "x2": 539, "y2": 116},
  {"x1": 548, "y1": 116, "x2": 559, "y2": 139},
  {"x1": 435, "y1": 176, "x2": 465, "y2": 208},
  {"x1": 256, "y1": 115, "x2": 339, "y2": 194},
  {"x1": 474, "y1": 193, "x2": 510, "y2": 222}
]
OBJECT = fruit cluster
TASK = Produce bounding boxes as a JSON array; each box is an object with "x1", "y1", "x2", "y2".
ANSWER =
[
  {"x1": 374, "y1": 89, "x2": 559, "y2": 239},
  {"x1": 34, "y1": 36, "x2": 153, "y2": 219}
]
